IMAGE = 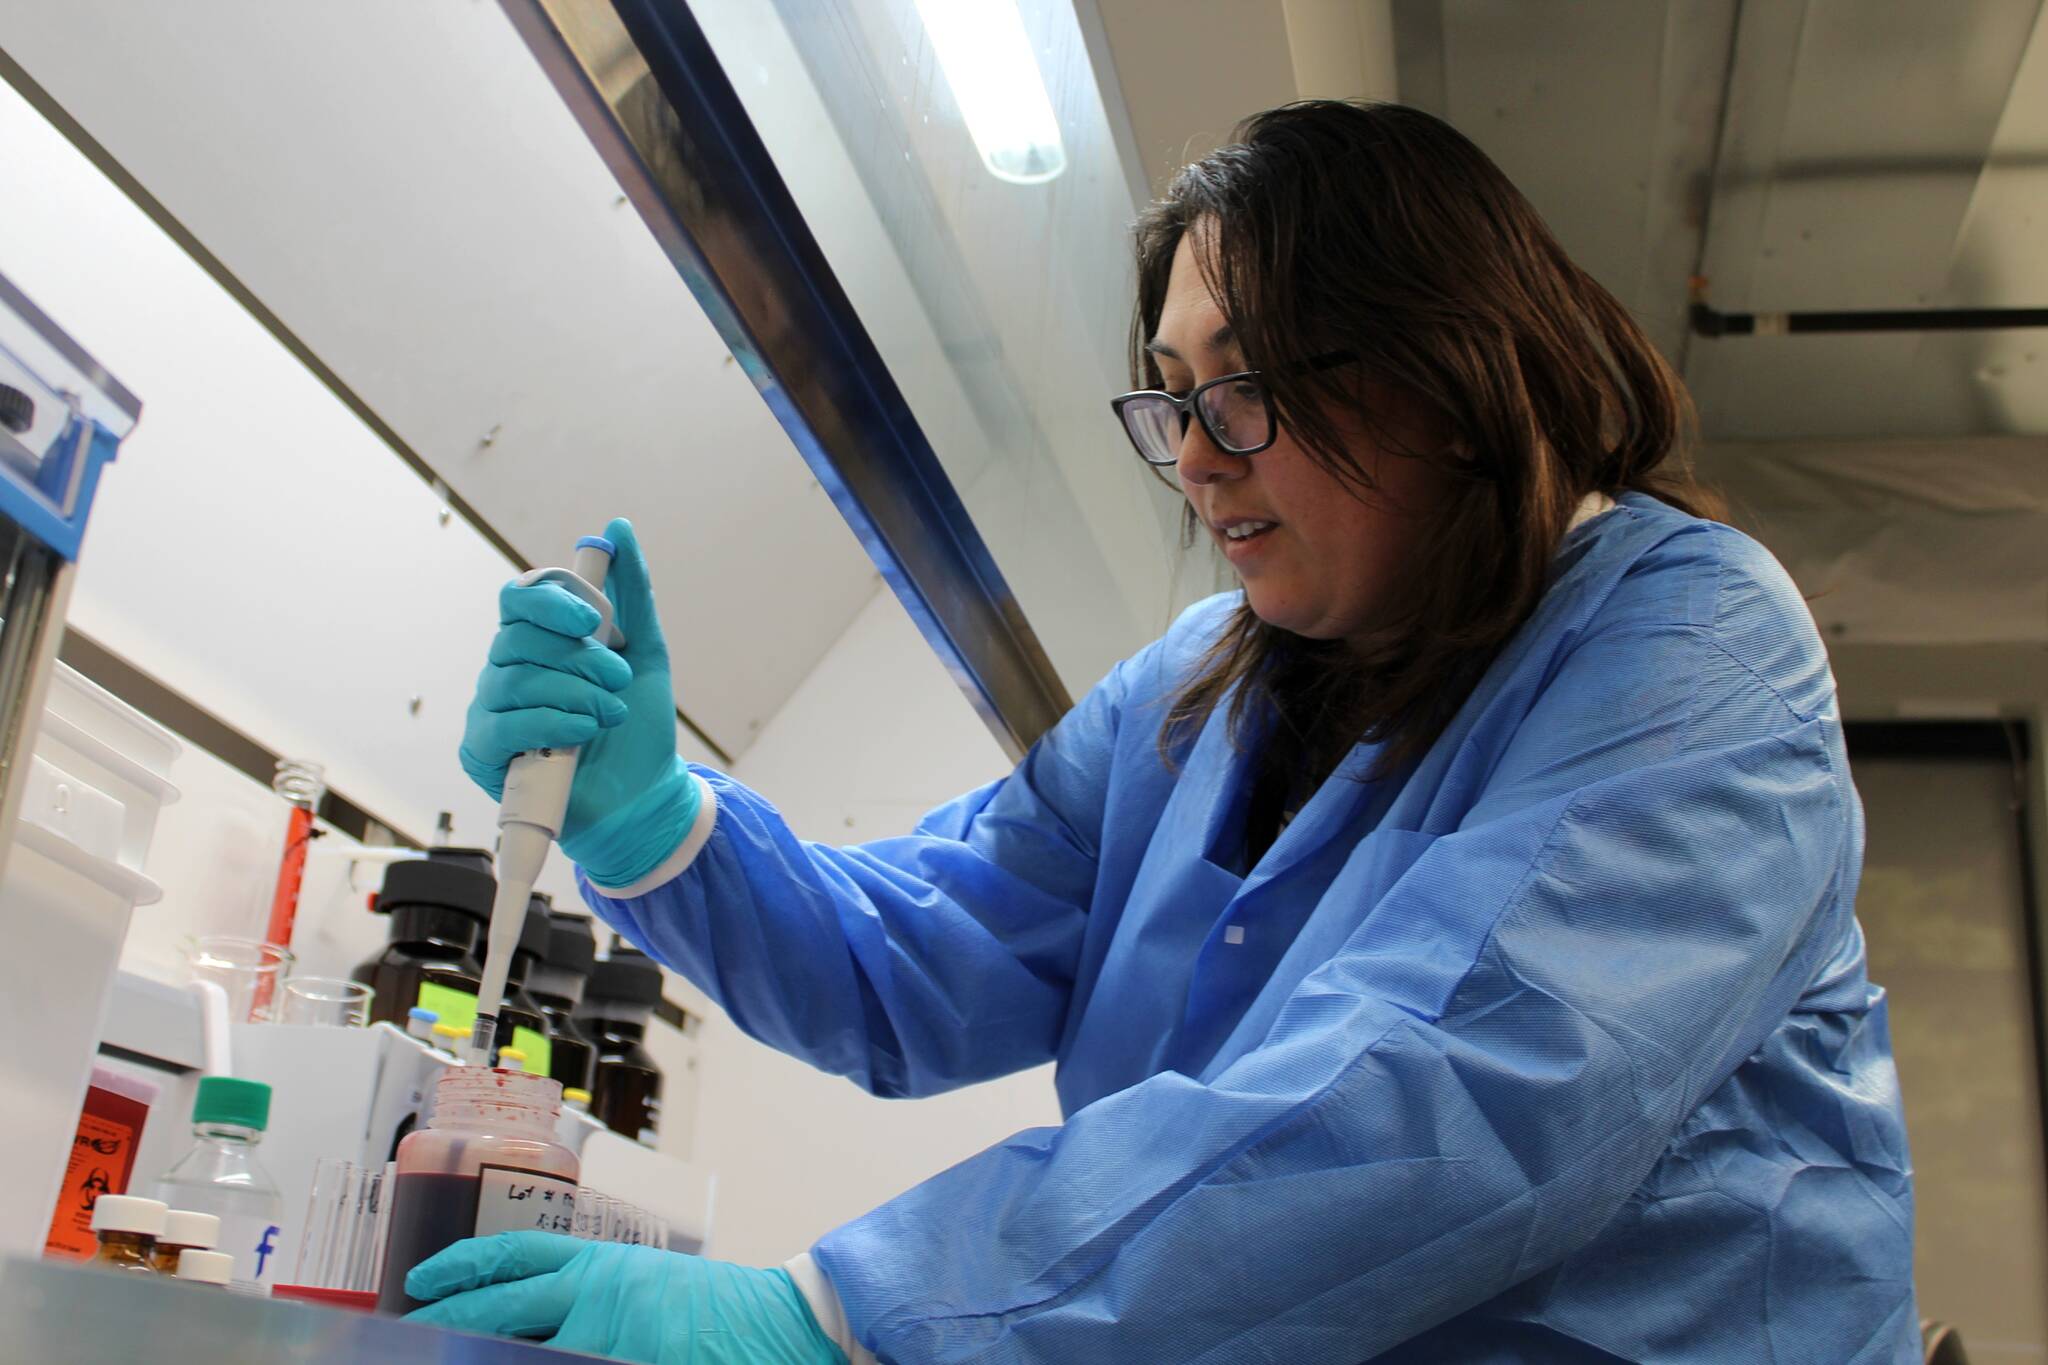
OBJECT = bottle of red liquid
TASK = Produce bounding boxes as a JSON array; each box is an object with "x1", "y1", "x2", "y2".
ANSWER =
[{"x1": 375, "y1": 1067, "x2": 580, "y2": 1314}]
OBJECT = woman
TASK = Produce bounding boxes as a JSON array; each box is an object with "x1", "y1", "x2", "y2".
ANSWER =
[{"x1": 415, "y1": 102, "x2": 1915, "y2": 1362}]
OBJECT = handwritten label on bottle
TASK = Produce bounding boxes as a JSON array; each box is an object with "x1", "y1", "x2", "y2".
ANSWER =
[{"x1": 473, "y1": 1165, "x2": 579, "y2": 1238}]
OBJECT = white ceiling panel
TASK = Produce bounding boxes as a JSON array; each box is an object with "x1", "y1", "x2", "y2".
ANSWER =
[
  {"x1": 1088, "y1": 0, "x2": 1301, "y2": 196},
  {"x1": 0, "y1": 0, "x2": 883, "y2": 758},
  {"x1": 1431, "y1": 0, "x2": 1737, "y2": 365},
  {"x1": 1376, "y1": 0, "x2": 2048, "y2": 443},
  {"x1": 1686, "y1": 0, "x2": 2047, "y2": 440}
]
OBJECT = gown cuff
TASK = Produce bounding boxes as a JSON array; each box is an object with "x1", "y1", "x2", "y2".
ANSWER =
[
  {"x1": 583, "y1": 772, "x2": 719, "y2": 899},
  {"x1": 784, "y1": 1252, "x2": 878, "y2": 1365}
]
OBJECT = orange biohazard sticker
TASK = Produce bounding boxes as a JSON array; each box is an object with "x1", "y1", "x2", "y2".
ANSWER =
[{"x1": 44, "y1": 1089, "x2": 148, "y2": 1260}]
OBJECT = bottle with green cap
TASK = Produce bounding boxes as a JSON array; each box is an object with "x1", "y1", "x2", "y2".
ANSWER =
[{"x1": 154, "y1": 1077, "x2": 286, "y2": 1290}]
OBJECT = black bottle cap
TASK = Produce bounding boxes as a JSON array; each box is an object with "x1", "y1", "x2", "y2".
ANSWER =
[
  {"x1": 386, "y1": 903, "x2": 483, "y2": 955},
  {"x1": 0, "y1": 383, "x2": 33, "y2": 436},
  {"x1": 379, "y1": 851, "x2": 495, "y2": 924},
  {"x1": 543, "y1": 909, "x2": 597, "y2": 978},
  {"x1": 377, "y1": 848, "x2": 495, "y2": 954},
  {"x1": 586, "y1": 946, "x2": 662, "y2": 1007},
  {"x1": 424, "y1": 845, "x2": 495, "y2": 877}
]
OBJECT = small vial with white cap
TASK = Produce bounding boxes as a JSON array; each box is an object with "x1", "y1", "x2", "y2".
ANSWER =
[
  {"x1": 90, "y1": 1195, "x2": 167, "y2": 1273},
  {"x1": 147, "y1": 1209, "x2": 221, "y2": 1274},
  {"x1": 175, "y1": 1248, "x2": 234, "y2": 1288}
]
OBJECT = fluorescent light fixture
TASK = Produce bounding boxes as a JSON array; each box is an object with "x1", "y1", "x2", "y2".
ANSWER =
[{"x1": 912, "y1": 0, "x2": 1068, "y2": 185}]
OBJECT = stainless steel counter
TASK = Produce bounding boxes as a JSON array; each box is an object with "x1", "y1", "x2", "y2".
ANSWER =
[{"x1": 3, "y1": 1254, "x2": 601, "y2": 1362}]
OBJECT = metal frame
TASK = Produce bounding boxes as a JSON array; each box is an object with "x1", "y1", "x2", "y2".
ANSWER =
[
  {"x1": 498, "y1": 0, "x2": 1071, "y2": 760},
  {"x1": 0, "y1": 270, "x2": 139, "y2": 424},
  {"x1": 1845, "y1": 717, "x2": 2048, "y2": 1231},
  {"x1": 0, "y1": 269, "x2": 137, "y2": 563},
  {"x1": 0, "y1": 529, "x2": 72, "y2": 896},
  {"x1": 0, "y1": 268, "x2": 140, "y2": 895}
]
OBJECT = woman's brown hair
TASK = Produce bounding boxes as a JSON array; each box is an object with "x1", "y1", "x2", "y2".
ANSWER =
[{"x1": 1136, "y1": 101, "x2": 1718, "y2": 788}]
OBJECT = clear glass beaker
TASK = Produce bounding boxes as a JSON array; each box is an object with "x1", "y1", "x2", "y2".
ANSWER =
[
  {"x1": 185, "y1": 935, "x2": 294, "y2": 1023},
  {"x1": 279, "y1": 976, "x2": 374, "y2": 1027}
]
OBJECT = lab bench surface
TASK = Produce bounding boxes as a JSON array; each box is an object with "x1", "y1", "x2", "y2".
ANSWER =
[{"x1": 2, "y1": 1254, "x2": 603, "y2": 1362}]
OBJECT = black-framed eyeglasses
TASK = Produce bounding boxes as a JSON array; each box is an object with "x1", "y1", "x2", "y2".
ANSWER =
[{"x1": 1109, "y1": 352, "x2": 1354, "y2": 467}]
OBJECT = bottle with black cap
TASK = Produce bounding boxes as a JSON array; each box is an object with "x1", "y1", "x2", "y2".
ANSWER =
[
  {"x1": 488, "y1": 893, "x2": 555, "y2": 1073},
  {"x1": 526, "y1": 902, "x2": 597, "y2": 1094},
  {"x1": 577, "y1": 942, "x2": 665, "y2": 1147},
  {"x1": 0, "y1": 382, "x2": 35, "y2": 436},
  {"x1": 350, "y1": 847, "x2": 493, "y2": 1029}
]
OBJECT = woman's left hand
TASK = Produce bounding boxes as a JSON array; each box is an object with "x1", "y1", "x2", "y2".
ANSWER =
[{"x1": 405, "y1": 1232, "x2": 848, "y2": 1365}]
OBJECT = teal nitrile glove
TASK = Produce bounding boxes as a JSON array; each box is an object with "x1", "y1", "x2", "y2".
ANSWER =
[
  {"x1": 459, "y1": 517, "x2": 701, "y2": 888},
  {"x1": 405, "y1": 1232, "x2": 847, "y2": 1365}
]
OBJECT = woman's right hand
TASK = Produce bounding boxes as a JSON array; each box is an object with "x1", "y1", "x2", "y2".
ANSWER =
[{"x1": 458, "y1": 517, "x2": 701, "y2": 889}]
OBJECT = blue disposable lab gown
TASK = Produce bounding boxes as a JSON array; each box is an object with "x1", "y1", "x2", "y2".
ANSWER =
[{"x1": 584, "y1": 493, "x2": 1916, "y2": 1362}]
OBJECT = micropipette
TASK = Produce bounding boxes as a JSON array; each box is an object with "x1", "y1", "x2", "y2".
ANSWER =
[{"x1": 467, "y1": 534, "x2": 622, "y2": 1066}]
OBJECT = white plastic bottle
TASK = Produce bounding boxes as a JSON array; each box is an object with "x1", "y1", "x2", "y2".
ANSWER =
[{"x1": 155, "y1": 1077, "x2": 286, "y2": 1291}]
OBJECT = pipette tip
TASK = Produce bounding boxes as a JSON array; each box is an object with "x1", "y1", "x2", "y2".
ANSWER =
[{"x1": 465, "y1": 1013, "x2": 498, "y2": 1067}]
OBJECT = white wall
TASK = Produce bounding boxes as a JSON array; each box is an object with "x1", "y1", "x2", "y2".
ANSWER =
[
  {"x1": 6, "y1": 0, "x2": 1201, "y2": 758},
  {"x1": 669, "y1": 586, "x2": 1065, "y2": 1265}
]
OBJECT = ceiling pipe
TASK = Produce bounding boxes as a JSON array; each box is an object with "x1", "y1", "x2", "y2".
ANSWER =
[{"x1": 1689, "y1": 281, "x2": 2048, "y2": 337}]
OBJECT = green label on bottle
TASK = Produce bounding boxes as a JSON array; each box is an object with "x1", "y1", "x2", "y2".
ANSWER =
[
  {"x1": 511, "y1": 1026, "x2": 552, "y2": 1078},
  {"x1": 417, "y1": 980, "x2": 477, "y2": 1034}
]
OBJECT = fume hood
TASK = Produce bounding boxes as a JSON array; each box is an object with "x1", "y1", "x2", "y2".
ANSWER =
[{"x1": 0, "y1": 0, "x2": 1209, "y2": 769}]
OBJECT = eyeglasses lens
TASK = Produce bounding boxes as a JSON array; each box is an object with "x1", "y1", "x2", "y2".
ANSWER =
[
  {"x1": 1120, "y1": 395, "x2": 1183, "y2": 465},
  {"x1": 1199, "y1": 378, "x2": 1273, "y2": 454}
]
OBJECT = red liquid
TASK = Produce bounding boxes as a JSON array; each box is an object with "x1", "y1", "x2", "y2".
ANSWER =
[
  {"x1": 252, "y1": 802, "x2": 318, "y2": 1018},
  {"x1": 376, "y1": 1171, "x2": 482, "y2": 1314},
  {"x1": 264, "y1": 803, "x2": 317, "y2": 948}
]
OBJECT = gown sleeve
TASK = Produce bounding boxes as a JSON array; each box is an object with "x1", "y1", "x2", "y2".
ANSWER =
[
  {"x1": 808, "y1": 530, "x2": 1862, "y2": 1362},
  {"x1": 578, "y1": 618, "x2": 1186, "y2": 1100}
]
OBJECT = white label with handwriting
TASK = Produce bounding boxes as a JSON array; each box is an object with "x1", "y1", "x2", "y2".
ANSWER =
[{"x1": 473, "y1": 1164, "x2": 579, "y2": 1238}]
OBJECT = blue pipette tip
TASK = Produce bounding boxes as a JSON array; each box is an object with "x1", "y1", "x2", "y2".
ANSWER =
[{"x1": 575, "y1": 535, "x2": 615, "y2": 555}]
